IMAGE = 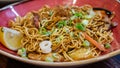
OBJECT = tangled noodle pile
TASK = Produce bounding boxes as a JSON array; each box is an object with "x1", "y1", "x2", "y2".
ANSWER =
[{"x1": 8, "y1": 5, "x2": 114, "y2": 62}]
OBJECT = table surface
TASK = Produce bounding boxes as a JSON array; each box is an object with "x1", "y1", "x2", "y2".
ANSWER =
[{"x1": 0, "y1": 1, "x2": 120, "y2": 68}]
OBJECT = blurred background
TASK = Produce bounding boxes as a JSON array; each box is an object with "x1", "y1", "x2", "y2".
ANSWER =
[{"x1": 0, "y1": 0, "x2": 21, "y2": 8}]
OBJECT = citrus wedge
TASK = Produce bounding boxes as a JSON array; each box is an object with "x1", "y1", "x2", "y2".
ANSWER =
[{"x1": 0, "y1": 27, "x2": 23, "y2": 51}]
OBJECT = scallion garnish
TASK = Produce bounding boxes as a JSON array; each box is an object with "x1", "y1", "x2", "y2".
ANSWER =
[
  {"x1": 75, "y1": 23, "x2": 86, "y2": 31},
  {"x1": 49, "y1": 11, "x2": 53, "y2": 16},
  {"x1": 39, "y1": 27, "x2": 51, "y2": 36},
  {"x1": 71, "y1": 9, "x2": 76, "y2": 14},
  {"x1": 74, "y1": 12, "x2": 83, "y2": 18},
  {"x1": 57, "y1": 20, "x2": 67, "y2": 28},
  {"x1": 17, "y1": 48, "x2": 27, "y2": 58},
  {"x1": 83, "y1": 40, "x2": 90, "y2": 47},
  {"x1": 52, "y1": 53, "x2": 59, "y2": 59},
  {"x1": 70, "y1": 12, "x2": 84, "y2": 20},
  {"x1": 45, "y1": 57, "x2": 54, "y2": 62},
  {"x1": 56, "y1": 35, "x2": 64, "y2": 42},
  {"x1": 70, "y1": 16, "x2": 77, "y2": 20},
  {"x1": 104, "y1": 43, "x2": 111, "y2": 49},
  {"x1": 82, "y1": 20, "x2": 89, "y2": 26}
]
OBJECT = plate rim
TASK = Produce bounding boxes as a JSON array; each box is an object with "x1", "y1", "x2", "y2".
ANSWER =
[{"x1": 0, "y1": 49, "x2": 120, "y2": 66}]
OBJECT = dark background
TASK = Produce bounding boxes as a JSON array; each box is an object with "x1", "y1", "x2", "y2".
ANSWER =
[
  {"x1": 0, "y1": 0, "x2": 20, "y2": 8},
  {"x1": 0, "y1": 0, "x2": 120, "y2": 68}
]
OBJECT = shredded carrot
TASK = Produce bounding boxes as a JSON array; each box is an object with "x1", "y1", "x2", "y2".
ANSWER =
[{"x1": 83, "y1": 33, "x2": 106, "y2": 51}]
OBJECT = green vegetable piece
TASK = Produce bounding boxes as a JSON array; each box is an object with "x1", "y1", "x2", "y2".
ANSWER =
[
  {"x1": 57, "y1": 20, "x2": 67, "y2": 28},
  {"x1": 82, "y1": 20, "x2": 89, "y2": 26},
  {"x1": 39, "y1": 27, "x2": 46, "y2": 34},
  {"x1": 104, "y1": 43, "x2": 111, "y2": 49},
  {"x1": 56, "y1": 35, "x2": 64, "y2": 42},
  {"x1": 70, "y1": 12, "x2": 83, "y2": 20},
  {"x1": 75, "y1": 23, "x2": 86, "y2": 31},
  {"x1": 74, "y1": 12, "x2": 83, "y2": 18},
  {"x1": 44, "y1": 31, "x2": 51, "y2": 36},
  {"x1": 70, "y1": 16, "x2": 77, "y2": 20},
  {"x1": 49, "y1": 11, "x2": 53, "y2": 16},
  {"x1": 71, "y1": 9, "x2": 76, "y2": 14},
  {"x1": 39, "y1": 27, "x2": 51, "y2": 36},
  {"x1": 68, "y1": 19, "x2": 73, "y2": 26},
  {"x1": 45, "y1": 57, "x2": 54, "y2": 62},
  {"x1": 70, "y1": 32, "x2": 74, "y2": 37},
  {"x1": 52, "y1": 53, "x2": 59, "y2": 59},
  {"x1": 17, "y1": 48, "x2": 27, "y2": 57},
  {"x1": 83, "y1": 40, "x2": 90, "y2": 47}
]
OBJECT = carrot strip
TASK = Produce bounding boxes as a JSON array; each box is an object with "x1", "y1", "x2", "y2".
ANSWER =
[{"x1": 83, "y1": 33, "x2": 106, "y2": 51}]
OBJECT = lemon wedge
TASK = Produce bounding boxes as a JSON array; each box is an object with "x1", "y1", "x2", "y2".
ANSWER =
[{"x1": 0, "y1": 27, "x2": 23, "y2": 51}]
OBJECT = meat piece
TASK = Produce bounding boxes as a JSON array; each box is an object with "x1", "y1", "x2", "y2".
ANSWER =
[
  {"x1": 41, "y1": 53, "x2": 64, "y2": 62},
  {"x1": 28, "y1": 52, "x2": 41, "y2": 60},
  {"x1": 32, "y1": 11, "x2": 40, "y2": 29},
  {"x1": 69, "y1": 48, "x2": 96, "y2": 60},
  {"x1": 53, "y1": 5, "x2": 71, "y2": 17}
]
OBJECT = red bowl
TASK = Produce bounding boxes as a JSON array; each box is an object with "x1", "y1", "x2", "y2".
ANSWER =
[{"x1": 0, "y1": 0, "x2": 120, "y2": 67}]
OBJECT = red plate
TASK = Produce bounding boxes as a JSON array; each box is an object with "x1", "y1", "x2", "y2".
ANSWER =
[{"x1": 0, "y1": 0, "x2": 120, "y2": 67}]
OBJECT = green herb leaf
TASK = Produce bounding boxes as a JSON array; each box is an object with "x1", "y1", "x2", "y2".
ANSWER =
[
  {"x1": 104, "y1": 43, "x2": 111, "y2": 49},
  {"x1": 75, "y1": 23, "x2": 86, "y2": 31}
]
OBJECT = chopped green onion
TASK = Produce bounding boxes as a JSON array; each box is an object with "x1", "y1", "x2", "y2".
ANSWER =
[
  {"x1": 104, "y1": 43, "x2": 111, "y2": 49},
  {"x1": 64, "y1": 27, "x2": 70, "y2": 33},
  {"x1": 56, "y1": 35, "x2": 64, "y2": 42},
  {"x1": 45, "y1": 57, "x2": 54, "y2": 62},
  {"x1": 83, "y1": 40, "x2": 90, "y2": 47},
  {"x1": 68, "y1": 19, "x2": 73, "y2": 26},
  {"x1": 49, "y1": 11, "x2": 53, "y2": 16},
  {"x1": 82, "y1": 20, "x2": 89, "y2": 26},
  {"x1": 52, "y1": 53, "x2": 59, "y2": 59},
  {"x1": 39, "y1": 27, "x2": 46, "y2": 34},
  {"x1": 39, "y1": 27, "x2": 51, "y2": 36},
  {"x1": 74, "y1": 12, "x2": 83, "y2": 18},
  {"x1": 56, "y1": 38, "x2": 60, "y2": 42},
  {"x1": 44, "y1": 31, "x2": 51, "y2": 36},
  {"x1": 52, "y1": 29, "x2": 58, "y2": 34},
  {"x1": 71, "y1": 9, "x2": 76, "y2": 14},
  {"x1": 70, "y1": 32, "x2": 74, "y2": 37},
  {"x1": 70, "y1": 12, "x2": 84, "y2": 20},
  {"x1": 70, "y1": 16, "x2": 77, "y2": 20},
  {"x1": 17, "y1": 48, "x2": 27, "y2": 58},
  {"x1": 57, "y1": 20, "x2": 67, "y2": 28},
  {"x1": 75, "y1": 23, "x2": 86, "y2": 31},
  {"x1": 59, "y1": 35, "x2": 64, "y2": 40}
]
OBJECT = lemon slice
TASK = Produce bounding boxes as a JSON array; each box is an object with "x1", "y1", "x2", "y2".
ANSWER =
[{"x1": 0, "y1": 27, "x2": 23, "y2": 51}]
